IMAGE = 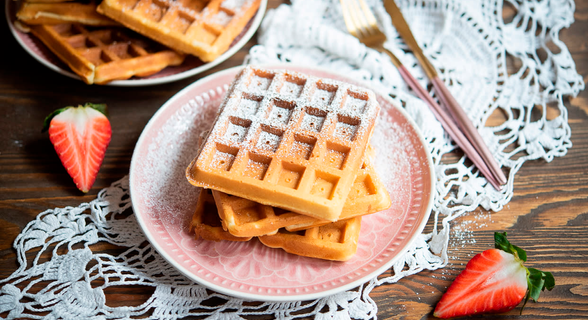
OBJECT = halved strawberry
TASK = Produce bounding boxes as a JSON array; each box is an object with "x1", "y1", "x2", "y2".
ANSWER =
[
  {"x1": 434, "y1": 232, "x2": 555, "y2": 318},
  {"x1": 42, "y1": 103, "x2": 112, "y2": 193}
]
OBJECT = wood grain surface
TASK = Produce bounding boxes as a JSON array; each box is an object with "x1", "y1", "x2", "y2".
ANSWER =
[{"x1": 1, "y1": 1, "x2": 587, "y2": 319}]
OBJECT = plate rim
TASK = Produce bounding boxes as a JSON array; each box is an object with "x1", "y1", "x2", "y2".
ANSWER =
[
  {"x1": 5, "y1": 0, "x2": 268, "y2": 86},
  {"x1": 129, "y1": 63, "x2": 436, "y2": 301}
]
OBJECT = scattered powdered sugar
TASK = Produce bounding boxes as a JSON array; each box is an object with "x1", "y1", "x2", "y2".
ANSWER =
[
  {"x1": 208, "y1": 10, "x2": 233, "y2": 26},
  {"x1": 370, "y1": 116, "x2": 413, "y2": 190},
  {"x1": 225, "y1": 121, "x2": 249, "y2": 143},
  {"x1": 447, "y1": 210, "x2": 494, "y2": 263},
  {"x1": 221, "y1": 0, "x2": 250, "y2": 12},
  {"x1": 343, "y1": 95, "x2": 368, "y2": 113},
  {"x1": 300, "y1": 113, "x2": 325, "y2": 132},
  {"x1": 311, "y1": 88, "x2": 336, "y2": 106},
  {"x1": 256, "y1": 130, "x2": 282, "y2": 152},
  {"x1": 249, "y1": 74, "x2": 272, "y2": 91},
  {"x1": 334, "y1": 121, "x2": 358, "y2": 141},
  {"x1": 136, "y1": 86, "x2": 226, "y2": 232},
  {"x1": 136, "y1": 67, "x2": 430, "y2": 237},
  {"x1": 236, "y1": 96, "x2": 261, "y2": 116},
  {"x1": 280, "y1": 81, "x2": 304, "y2": 98}
]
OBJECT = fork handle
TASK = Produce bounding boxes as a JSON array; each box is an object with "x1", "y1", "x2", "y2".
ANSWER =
[
  {"x1": 395, "y1": 63, "x2": 503, "y2": 190},
  {"x1": 431, "y1": 77, "x2": 507, "y2": 185}
]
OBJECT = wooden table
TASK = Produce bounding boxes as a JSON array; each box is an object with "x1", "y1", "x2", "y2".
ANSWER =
[{"x1": 1, "y1": 1, "x2": 587, "y2": 319}]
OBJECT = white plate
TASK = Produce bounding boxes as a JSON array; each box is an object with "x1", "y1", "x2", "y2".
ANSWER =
[
  {"x1": 129, "y1": 64, "x2": 435, "y2": 301},
  {"x1": 5, "y1": 0, "x2": 267, "y2": 86}
]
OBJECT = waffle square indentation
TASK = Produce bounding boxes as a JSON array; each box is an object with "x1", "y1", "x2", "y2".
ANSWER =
[
  {"x1": 173, "y1": 11, "x2": 195, "y2": 34},
  {"x1": 278, "y1": 162, "x2": 305, "y2": 189},
  {"x1": 301, "y1": 107, "x2": 327, "y2": 133},
  {"x1": 135, "y1": 0, "x2": 168, "y2": 22},
  {"x1": 325, "y1": 142, "x2": 350, "y2": 169},
  {"x1": 208, "y1": 10, "x2": 233, "y2": 27},
  {"x1": 224, "y1": 117, "x2": 251, "y2": 143},
  {"x1": 343, "y1": 90, "x2": 369, "y2": 113},
  {"x1": 335, "y1": 115, "x2": 360, "y2": 141},
  {"x1": 237, "y1": 93, "x2": 263, "y2": 116},
  {"x1": 311, "y1": 81, "x2": 338, "y2": 106},
  {"x1": 268, "y1": 99, "x2": 295, "y2": 126},
  {"x1": 244, "y1": 153, "x2": 271, "y2": 180},
  {"x1": 311, "y1": 171, "x2": 338, "y2": 200},
  {"x1": 291, "y1": 134, "x2": 316, "y2": 160},
  {"x1": 351, "y1": 175, "x2": 376, "y2": 198},
  {"x1": 279, "y1": 74, "x2": 306, "y2": 98},
  {"x1": 249, "y1": 69, "x2": 275, "y2": 91},
  {"x1": 54, "y1": 24, "x2": 83, "y2": 37},
  {"x1": 318, "y1": 222, "x2": 344, "y2": 242},
  {"x1": 211, "y1": 144, "x2": 238, "y2": 171},
  {"x1": 221, "y1": 0, "x2": 246, "y2": 13},
  {"x1": 127, "y1": 44, "x2": 146, "y2": 58},
  {"x1": 256, "y1": 125, "x2": 283, "y2": 152}
]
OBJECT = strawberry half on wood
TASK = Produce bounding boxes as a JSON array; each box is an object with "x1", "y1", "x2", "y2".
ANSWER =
[
  {"x1": 42, "y1": 103, "x2": 112, "y2": 193},
  {"x1": 434, "y1": 232, "x2": 555, "y2": 319}
]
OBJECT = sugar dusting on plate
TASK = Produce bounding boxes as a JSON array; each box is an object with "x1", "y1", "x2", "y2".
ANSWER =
[
  {"x1": 135, "y1": 69, "x2": 430, "y2": 260},
  {"x1": 136, "y1": 86, "x2": 227, "y2": 233}
]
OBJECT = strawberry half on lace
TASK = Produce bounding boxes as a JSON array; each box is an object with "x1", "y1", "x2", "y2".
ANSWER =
[
  {"x1": 43, "y1": 103, "x2": 112, "y2": 193},
  {"x1": 434, "y1": 232, "x2": 555, "y2": 318}
]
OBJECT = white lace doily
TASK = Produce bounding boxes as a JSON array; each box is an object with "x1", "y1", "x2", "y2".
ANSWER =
[{"x1": 1, "y1": 0, "x2": 583, "y2": 319}]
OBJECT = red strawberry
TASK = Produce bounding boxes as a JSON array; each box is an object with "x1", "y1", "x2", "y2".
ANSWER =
[
  {"x1": 42, "y1": 103, "x2": 112, "y2": 193},
  {"x1": 434, "y1": 232, "x2": 555, "y2": 318}
]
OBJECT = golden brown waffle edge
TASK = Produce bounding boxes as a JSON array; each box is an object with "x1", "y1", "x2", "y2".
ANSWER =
[
  {"x1": 186, "y1": 66, "x2": 381, "y2": 221},
  {"x1": 97, "y1": 0, "x2": 262, "y2": 62}
]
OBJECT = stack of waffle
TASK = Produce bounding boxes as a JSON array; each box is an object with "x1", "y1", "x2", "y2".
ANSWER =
[
  {"x1": 15, "y1": 0, "x2": 261, "y2": 84},
  {"x1": 186, "y1": 66, "x2": 391, "y2": 261}
]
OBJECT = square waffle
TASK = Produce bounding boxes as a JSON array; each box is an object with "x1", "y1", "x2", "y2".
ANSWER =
[
  {"x1": 258, "y1": 217, "x2": 362, "y2": 261},
  {"x1": 186, "y1": 66, "x2": 381, "y2": 221},
  {"x1": 97, "y1": 0, "x2": 262, "y2": 62},
  {"x1": 211, "y1": 147, "x2": 391, "y2": 237},
  {"x1": 28, "y1": 23, "x2": 185, "y2": 84},
  {"x1": 17, "y1": 0, "x2": 119, "y2": 26},
  {"x1": 190, "y1": 189, "x2": 251, "y2": 241}
]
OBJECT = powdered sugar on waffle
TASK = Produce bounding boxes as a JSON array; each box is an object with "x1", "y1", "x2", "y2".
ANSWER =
[
  {"x1": 197, "y1": 66, "x2": 381, "y2": 168},
  {"x1": 138, "y1": 66, "x2": 428, "y2": 234}
]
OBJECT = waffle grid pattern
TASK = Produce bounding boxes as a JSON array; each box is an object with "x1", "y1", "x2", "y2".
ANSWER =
[
  {"x1": 258, "y1": 216, "x2": 362, "y2": 261},
  {"x1": 187, "y1": 67, "x2": 380, "y2": 221},
  {"x1": 29, "y1": 23, "x2": 184, "y2": 84},
  {"x1": 191, "y1": 189, "x2": 252, "y2": 241},
  {"x1": 98, "y1": 0, "x2": 261, "y2": 61},
  {"x1": 212, "y1": 150, "x2": 391, "y2": 236}
]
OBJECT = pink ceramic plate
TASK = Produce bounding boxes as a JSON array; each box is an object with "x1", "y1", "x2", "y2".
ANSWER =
[
  {"x1": 129, "y1": 64, "x2": 435, "y2": 301},
  {"x1": 5, "y1": 0, "x2": 267, "y2": 86}
]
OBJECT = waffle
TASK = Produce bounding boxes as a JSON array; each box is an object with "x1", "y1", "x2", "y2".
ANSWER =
[
  {"x1": 258, "y1": 217, "x2": 362, "y2": 261},
  {"x1": 186, "y1": 66, "x2": 381, "y2": 221},
  {"x1": 211, "y1": 148, "x2": 391, "y2": 237},
  {"x1": 17, "y1": 1, "x2": 119, "y2": 26},
  {"x1": 212, "y1": 190, "x2": 317, "y2": 237},
  {"x1": 97, "y1": 0, "x2": 261, "y2": 62},
  {"x1": 28, "y1": 23, "x2": 185, "y2": 84},
  {"x1": 190, "y1": 189, "x2": 251, "y2": 241}
]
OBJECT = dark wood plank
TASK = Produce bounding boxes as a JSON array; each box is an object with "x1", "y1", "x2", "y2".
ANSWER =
[{"x1": 1, "y1": 0, "x2": 587, "y2": 319}]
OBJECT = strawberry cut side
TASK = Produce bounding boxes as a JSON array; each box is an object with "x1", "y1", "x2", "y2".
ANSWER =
[
  {"x1": 44, "y1": 103, "x2": 111, "y2": 193},
  {"x1": 434, "y1": 249, "x2": 527, "y2": 318},
  {"x1": 434, "y1": 232, "x2": 555, "y2": 319}
]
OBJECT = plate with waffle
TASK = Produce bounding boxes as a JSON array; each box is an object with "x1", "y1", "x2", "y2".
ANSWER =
[
  {"x1": 129, "y1": 64, "x2": 435, "y2": 301},
  {"x1": 6, "y1": 0, "x2": 266, "y2": 85}
]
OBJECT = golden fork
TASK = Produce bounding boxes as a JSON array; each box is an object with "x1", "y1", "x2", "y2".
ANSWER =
[{"x1": 339, "y1": 0, "x2": 504, "y2": 190}]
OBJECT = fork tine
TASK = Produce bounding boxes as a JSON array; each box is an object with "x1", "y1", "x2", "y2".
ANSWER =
[
  {"x1": 339, "y1": 0, "x2": 359, "y2": 37},
  {"x1": 348, "y1": 0, "x2": 368, "y2": 35},
  {"x1": 341, "y1": 0, "x2": 381, "y2": 40},
  {"x1": 357, "y1": 0, "x2": 379, "y2": 29}
]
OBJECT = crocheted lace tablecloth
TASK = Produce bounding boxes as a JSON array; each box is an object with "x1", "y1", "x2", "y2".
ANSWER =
[{"x1": 1, "y1": 0, "x2": 583, "y2": 319}]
